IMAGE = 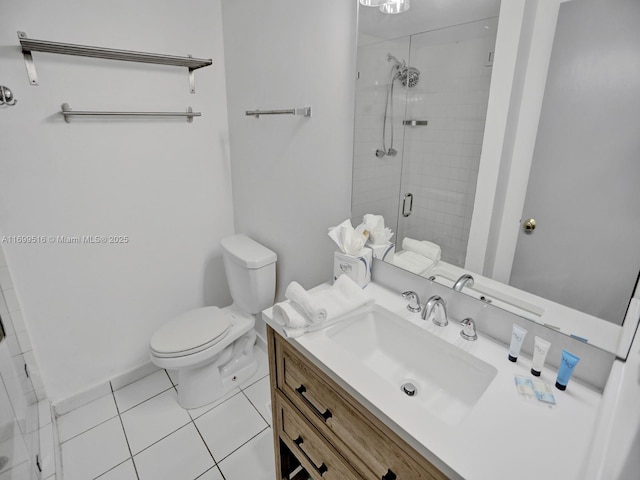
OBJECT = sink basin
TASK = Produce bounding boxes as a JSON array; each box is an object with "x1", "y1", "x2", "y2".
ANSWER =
[{"x1": 325, "y1": 304, "x2": 497, "y2": 426}]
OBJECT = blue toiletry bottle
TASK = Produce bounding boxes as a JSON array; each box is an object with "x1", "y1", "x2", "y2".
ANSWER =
[{"x1": 555, "y1": 350, "x2": 580, "y2": 390}]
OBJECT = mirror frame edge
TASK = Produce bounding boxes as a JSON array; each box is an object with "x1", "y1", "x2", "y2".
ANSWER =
[{"x1": 466, "y1": 0, "x2": 640, "y2": 358}]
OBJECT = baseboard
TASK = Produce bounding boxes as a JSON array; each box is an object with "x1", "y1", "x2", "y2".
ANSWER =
[
  {"x1": 255, "y1": 330, "x2": 267, "y2": 353},
  {"x1": 109, "y1": 362, "x2": 159, "y2": 391},
  {"x1": 52, "y1": 381, "x2": 112, "y2": 417},
  {"x1": 52, "y1": 362, "x2": 160, "y2": 416}
]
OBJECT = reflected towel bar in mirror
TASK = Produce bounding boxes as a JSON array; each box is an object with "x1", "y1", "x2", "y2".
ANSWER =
[
  {"x1": 60, "y1": 103, "x2": 201, "y2": 123},
  {"x1": 245, "y1": 107, "x2": 312, "y2": 118},
  {"x1": 402, "y1": 120, "x2": 428, "y2": 126}
]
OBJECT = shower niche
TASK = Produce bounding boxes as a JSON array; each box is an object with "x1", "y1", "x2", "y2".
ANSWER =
[{"x1": 352, "y1": 17, "x2": 498, "y2": 267}]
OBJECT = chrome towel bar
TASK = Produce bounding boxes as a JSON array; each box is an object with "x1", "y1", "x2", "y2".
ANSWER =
[
  {"x1": 60, "y1": 103, "x2": 201, "y2": 123},
  {"x1": 245, "y1": 107, "x2": 312, "y2": 118}
]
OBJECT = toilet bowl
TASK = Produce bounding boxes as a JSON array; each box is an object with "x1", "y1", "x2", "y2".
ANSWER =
[{"x1": 149, "y1": 234, "x2": 277, "y2": 409}]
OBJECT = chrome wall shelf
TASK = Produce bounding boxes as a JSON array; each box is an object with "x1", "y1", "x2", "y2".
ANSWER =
[
  {"x1": 245, "y1": 107, "x2": 312, "y2": 118},
  {"x1": 60, "y1": 103, "x2": 201, "y2": 123},
  {"x1": 18, "y1": 31, "x2": 212, "y2": 93}
]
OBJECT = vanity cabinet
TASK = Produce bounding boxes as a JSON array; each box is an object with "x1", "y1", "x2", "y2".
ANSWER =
[{"x1": 268, "y1": 326, "x2": 448, "y2": 480}]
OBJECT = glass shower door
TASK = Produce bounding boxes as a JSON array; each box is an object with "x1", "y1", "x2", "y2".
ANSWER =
[
  {"x1": 351, "y1": 36, "x2": 410, "y2": 236},
  {"x1": 0, "y1": 301, "x2": 40, "y2": 479},
  {"x1": 395, "y1": 19, "x2": 498, "y2": 267}
]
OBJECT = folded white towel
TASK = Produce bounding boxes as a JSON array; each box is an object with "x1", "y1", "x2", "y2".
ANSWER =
[
  {"x1": 392, "y1": 250, "x2": 435, "y2": 275},
  {"x1": 402, "y1": 237, "x2": 442, "y2": 264},
  {"x1": 272, "y1": 302, "x2": 307, "y2": 329},
  {"x1": 285, "y1": 281, "x2": 327, "y2": 323},
  {"x1": 275, "y1": 275, "x2": 372, "y2": 338},
  {"x1": 317, "y1": 274, "x2": 370, "y2": 319}
]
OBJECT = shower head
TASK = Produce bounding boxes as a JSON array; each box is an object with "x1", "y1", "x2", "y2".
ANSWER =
[
  {"x1": 386, "y1": 53, "x2": 420, "y2": 87},
  {"x1": 398, "y1": 66, "x2": 420, "y2": 87}
]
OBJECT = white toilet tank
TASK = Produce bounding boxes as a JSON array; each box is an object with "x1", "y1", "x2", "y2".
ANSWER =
[{"x1": 220, "y1": 234, "x2": 277, "y2": 314}]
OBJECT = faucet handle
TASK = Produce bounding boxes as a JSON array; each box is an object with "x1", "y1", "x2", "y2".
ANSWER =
[
  {"x1": 460, "y1": 318, "x2": 478, "y2": 341},
  {"x1": 401, "y1": 291, "x2": 421, "y2": 313}
]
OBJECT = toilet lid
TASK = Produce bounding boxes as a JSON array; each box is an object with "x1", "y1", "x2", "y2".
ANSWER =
[{"x1": 150, "y1": 306, "x2": 231, "y2": 356}]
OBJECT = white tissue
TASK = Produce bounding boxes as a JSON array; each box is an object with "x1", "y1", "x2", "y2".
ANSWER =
[
  {"x1": 328, "y1": 219, "x2": 369, "y2": 255},
  {"x1": 369, "y1": 227, "x2": 394, "y2": 245},
  {"x1": 363, "y1": 214, "x2": 385, "y2": 231},
  {"x1": 362, "y1": 214, "x2": 394, "y2": 245}
]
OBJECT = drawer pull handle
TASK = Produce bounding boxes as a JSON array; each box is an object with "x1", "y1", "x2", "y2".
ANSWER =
[
  {"x1": 382, "y1": 469, "x2": 397, "y2": 480},
  {"x1": 293, "y1": 436, "x2": 329, "y2": 476},
  {"x1": 295, "y1": 385, "x2": 333, "y2": 421}
]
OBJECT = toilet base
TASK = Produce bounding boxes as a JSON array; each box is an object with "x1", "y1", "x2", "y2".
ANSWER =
[{"x1": 176, "y1": 331, "x2": 258, "y2": 410}]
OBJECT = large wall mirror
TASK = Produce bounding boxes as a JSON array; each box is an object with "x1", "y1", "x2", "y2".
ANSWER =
[{"x1": 351, "y1": 0, "x2": 640, "y2": 356}]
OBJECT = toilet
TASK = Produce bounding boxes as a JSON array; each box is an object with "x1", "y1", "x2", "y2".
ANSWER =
[{"x1": 149, "y1": 234, "x2": 277, "y2": 409}]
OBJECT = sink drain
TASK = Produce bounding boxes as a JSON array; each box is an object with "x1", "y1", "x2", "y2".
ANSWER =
[{"x1": 401, "y1": 382, "x2": 417, "y2": 397}]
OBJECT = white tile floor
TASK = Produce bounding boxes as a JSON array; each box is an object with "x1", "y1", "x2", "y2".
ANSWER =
[{"x1": 56, "y1": 348, "x2": 275, "y2": 480}]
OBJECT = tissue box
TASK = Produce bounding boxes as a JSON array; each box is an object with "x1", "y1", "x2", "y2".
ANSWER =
[
  {"x1": 367, "y1": 241, "x2": 395, "y2": 262},
  {"x1": 333, "y1": 248, "x2": 372, "y2": 288}
]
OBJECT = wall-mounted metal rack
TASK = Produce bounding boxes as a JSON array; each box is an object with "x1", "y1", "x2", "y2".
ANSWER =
[
  {"x1": 18, "y1": 31, "x2": 212, "y2": 93},
  {"x1": 245, "y1": 107, "x2": 312, "y2": 118},
  {"x1": 60, "y1": 103, "x2": 201, "y2": 123}
]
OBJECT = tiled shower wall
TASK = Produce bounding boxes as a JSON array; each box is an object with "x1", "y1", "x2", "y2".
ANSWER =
[
  {"x1": 352, "y1": 19, "x2": 497, "y2": 267},
  {"x1": 0, "y1": 243, "x2": 54, "y2": 479}
]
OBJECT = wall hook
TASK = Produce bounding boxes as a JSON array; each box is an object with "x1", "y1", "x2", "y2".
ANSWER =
[{"x1": 0, "y1": 86, "x2": 17, "y2": 106}]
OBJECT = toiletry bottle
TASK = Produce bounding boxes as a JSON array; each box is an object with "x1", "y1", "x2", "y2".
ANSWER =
[{"x1": 508, "y1": 324, "x2": 527, "y2": 362}]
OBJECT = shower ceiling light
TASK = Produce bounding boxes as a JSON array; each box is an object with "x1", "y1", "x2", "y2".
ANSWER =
[
  {"x1": 380, "y1": 0, "x2": 410, "y2": 14},
  {"x1": 359, "y1": 0, "x2": 386, "y2": 6}
]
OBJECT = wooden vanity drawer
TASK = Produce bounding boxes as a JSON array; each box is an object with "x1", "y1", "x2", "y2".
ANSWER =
[
  {"x1": 274, "y1": 332, "x2": 447, "y2": 480},
  {"x1": 275, "y1": 392, "x2": 361, "y2": 480}
]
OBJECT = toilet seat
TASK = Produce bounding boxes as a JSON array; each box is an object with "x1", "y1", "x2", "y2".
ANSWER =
[{"x1": 150, "y1": 307, "x2": 231, "y2": 358}]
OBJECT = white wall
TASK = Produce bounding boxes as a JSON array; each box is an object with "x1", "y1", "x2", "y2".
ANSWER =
[
  {"x1": 0, "y1": 0, "x2": 234, "y2": 400},
  {"x1": 221, "y1": 0, "x2": 358, "y2": 303}
]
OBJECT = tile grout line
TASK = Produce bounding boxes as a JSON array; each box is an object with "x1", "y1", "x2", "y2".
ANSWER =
[
  {"x1": 187, "y1": 390, "x2": 243, "y2": 422},
  {"x1": 116, "y1": 385, "x2": 175, "y2": 415},
  {"x1": 164, "y1": 369, "x2": 178, "y2": 389},
  {"x1": 240, "y1": 388, "x2": 270, "y2": 426},
  {"x1": 127, "y1": 421, "x2": 193, "y2": 458},
  {"x1": 215, "y1": 426, "x2": 271, "y2": 465},
  {"x1": 110, "y1": 380, "x2": 141, "y2": 480},
  {"x1": 59, "y1": 412, "x2": 119, "y2": 446},
  {"x1": 191, "y1": 420, "x2": 227, "y2": 480},
  {"x1": 239, "y1": 372, "x2": 269, "y2": 392},
  {"x1": 194, "y1": 465, "x2": 227, "y2": 480}
]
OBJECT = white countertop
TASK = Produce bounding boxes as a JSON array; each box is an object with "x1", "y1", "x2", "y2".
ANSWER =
[{"x1": 264, "y1": 281, "x2": 607, "y2": 480}]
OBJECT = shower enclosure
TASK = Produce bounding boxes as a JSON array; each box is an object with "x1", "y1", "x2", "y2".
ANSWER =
[
  {"x1": 352, "y1": 18, "x2": 498, "y2": 267},
  {"x1": 0, "y1": 263, "x2": 42, "y2": 479}
]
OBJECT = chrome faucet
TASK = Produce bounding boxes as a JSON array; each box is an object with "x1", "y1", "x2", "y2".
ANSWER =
[
  {"x1": 402, "y1": 291, "x2": 421, "y2": 313},
  {"x1": 460, "y1": 318, "x2": 478, "y2": 341},
  {"x1": 453, "y1": 274, "x2": 474, "y2": 292},
  {"x1": 422, "y1": 295, "x2": 448, "y2": 327}
]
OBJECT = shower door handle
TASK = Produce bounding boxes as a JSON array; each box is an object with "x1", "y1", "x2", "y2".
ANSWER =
[{"x1": 402, "y1": 193, "x2": 413, "y2": 217}]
